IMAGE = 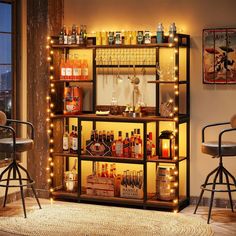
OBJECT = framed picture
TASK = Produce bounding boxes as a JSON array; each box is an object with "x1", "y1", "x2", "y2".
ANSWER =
[{"x1": 203, "y1": 28, "x2": 236, "y2": 84}]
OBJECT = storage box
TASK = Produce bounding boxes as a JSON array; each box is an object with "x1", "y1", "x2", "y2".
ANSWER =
[
  {"x1": 86, "y1": 175, "x2": 115, "y2": 197},
  {"x1": 120, "y1": 185, "x2": 143, "y2": 199}
]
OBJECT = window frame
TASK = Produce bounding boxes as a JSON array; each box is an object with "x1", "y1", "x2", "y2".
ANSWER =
[{"x1": 0, "y1": 0, "x2": 20, "y2": 164}]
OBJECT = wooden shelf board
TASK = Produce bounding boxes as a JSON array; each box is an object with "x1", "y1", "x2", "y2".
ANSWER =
[
  {"x1": 81, "y1": 155, "x2": 144, "y2": 164},
  {"x1": 80, "y1": 194, "x2": 144, "y2": 205}
]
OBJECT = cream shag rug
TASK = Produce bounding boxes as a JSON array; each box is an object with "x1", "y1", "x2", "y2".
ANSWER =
[{"x1": 0, "y1": 203, "x2": 213, "y2": 236}]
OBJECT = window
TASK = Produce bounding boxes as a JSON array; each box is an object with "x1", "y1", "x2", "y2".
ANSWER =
[
  {"x1": 0, "y1": 0, "x2": 16, "y2": 119},
  {"x1": 0, "y1": 0, "x2": 17, "y2": 162}
]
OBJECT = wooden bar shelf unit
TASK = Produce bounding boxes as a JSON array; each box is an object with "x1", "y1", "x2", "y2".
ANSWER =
[{"x1": 48, "y1": 33, "x2": 190, "y2": 212}]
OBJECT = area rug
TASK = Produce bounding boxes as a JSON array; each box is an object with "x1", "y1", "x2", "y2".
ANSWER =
[{"x1": 0, "y1": 203, "x2": 213, "y2": 236}]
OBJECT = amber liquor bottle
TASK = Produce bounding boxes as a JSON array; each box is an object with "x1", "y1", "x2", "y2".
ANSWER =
[
  {"x1": 115, "y1": 131, "x2": 123, "y2": 157},
  {"x1": 123, "y1": 132, "x2": 130, "y2": 158}
]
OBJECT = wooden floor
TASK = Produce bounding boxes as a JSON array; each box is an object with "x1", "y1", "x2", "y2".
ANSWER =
[{"x1": 0, "y1": 198, "x2": 236, "y2": 236}]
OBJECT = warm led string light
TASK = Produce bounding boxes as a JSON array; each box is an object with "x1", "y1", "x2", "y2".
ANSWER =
[
  {"x1": 168, "y1": 37, "x2": 180, "y2": 210},
  {"x1": 46, "y1": 36, "x2": 55, "y2": 203}
]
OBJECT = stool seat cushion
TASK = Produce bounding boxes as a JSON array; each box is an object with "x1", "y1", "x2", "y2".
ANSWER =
[
  {"x1": 0, "y1": 138, "x2": 34, "y2": 153},
  {"x1": 202, "y1": 141, "x2": 236, "y2": 156}
]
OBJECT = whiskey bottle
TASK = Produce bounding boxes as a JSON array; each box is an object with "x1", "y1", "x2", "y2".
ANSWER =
[
  {"x1": 115, "y1": 131, "x2": 123, "y2": 157},
  {"x1": 123, "y1": 132, "x2": 130, "y2": 158},
  {"x1": 71, "y1": 24, "x2": 77, "y2": 44},
  {"x1": 90, "y1": 130, "x2": 95, "y2": 141},
  {"x1": 79, "y1": 25, "x2": 84, "y2": 45},
  {"x1": 71, "y1": 126, "x2": 78, "y2": 153},
  {"x1": 63, "y1": 125, "x2": 69, "y2": 152}
]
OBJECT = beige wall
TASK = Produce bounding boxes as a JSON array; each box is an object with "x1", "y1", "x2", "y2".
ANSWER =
[{"x1": 64, "y1": 0, "x2": 236, "y2": 200}]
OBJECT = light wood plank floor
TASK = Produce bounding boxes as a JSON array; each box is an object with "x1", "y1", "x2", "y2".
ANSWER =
[{"x1": 0, "y1": 198, "x2": 235, "y2": 236}]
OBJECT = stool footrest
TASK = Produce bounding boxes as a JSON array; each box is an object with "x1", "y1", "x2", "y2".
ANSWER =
[
  {"x1": 201, "y1": 183, "x2": 236, "y2": 192},
  {"x1": 0, "y1": 178, "x2": 35, "y2": 188}
]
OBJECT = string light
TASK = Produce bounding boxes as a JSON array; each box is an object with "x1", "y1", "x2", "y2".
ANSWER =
[{"x1": 173, "y1": 199, "x2": 178, "y2": 204}]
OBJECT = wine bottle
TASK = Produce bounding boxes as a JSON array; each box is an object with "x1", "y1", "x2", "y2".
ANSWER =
[{"x1": 63, "y1": 125, "x2": 69, "y2": 152}]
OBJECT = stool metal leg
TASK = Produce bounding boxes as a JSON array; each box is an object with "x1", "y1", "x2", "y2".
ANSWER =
[
  {"x1": 194, "y1": 166, "x2": 219, "y2": 214},
  {"x1": 0, "y1": 162, "x2": 13, "y2": 181},
  {"x1": 223, "y1": 167, "x2": 236, "y2": 185},
  {"x1": 15, "y1": 163, "x2": 27, "y2": 218},
  {"x1": 222, "y1": 168, "x2": 234, "y2": 212},
  {"x1": 17, "y1": 163, "x2": 42, "y2": 209},
  {"x1": 207, "y1": 167, "x2": 220, "y2": 224},
  {"x1": 3, "y1": 165, "x2": 13, "y2": 207}
]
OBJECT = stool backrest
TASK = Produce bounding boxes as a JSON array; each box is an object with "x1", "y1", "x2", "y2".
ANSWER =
[
  {"x1": 0, "y1": 111, "x2": 7, "y2": 125},
  {"x1": 230, "y1": 114, "x2": 236, "y2": 128}
]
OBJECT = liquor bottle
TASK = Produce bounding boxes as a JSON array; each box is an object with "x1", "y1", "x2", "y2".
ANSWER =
[
  {"x1": 102, "y1": 130, "x2": 106, "y2": 142},
  {"x1": 105, "y1": 163, "x2": 109, "y2": 177},
  {"x1": 71, "y1": 126, "x2": 78, "y2": 153},
  {"x1": 168, "y1": 22, "x2": 176, "y2": 43},
  {"x1": 60, "y1": 54, "x2": 66, "y2": 80},
  {"x1": 83, "y1": 25, "x2": 87, "y2": 45},
  {"x1": 111, "y1": 130, "x2": 116, "y2": 156},
  {"x1": 146, "y1": 134, "x2": 152, "y2": 158},
  {"x1": 63, "y1": 25, "x2": 68, "y2": 44},
  {"x1": 130, "y1": 141, "x2": 135, "y2": 158},
  {"x1": 149, "y1": 132, "x2": 156, "y2": 156},
  {"x1": 112, "y1": 163, "x2": 116, "y2": 177},
  {"x1": 96, "y1": 162, "x2": 100, "y2": 177},
  {"x1": 69, "y1": 125, "x2": 75, "y2": 152},
  {"x1": 137, "y1": 129, "x2": 142, "y2": 158},
  {"x1": 101, "y1": 164, "x2": 105, "y2": 177},
  {"x1": 59, "y1": 26, "x2": 65, "y2": 44},
  {"x1": 156, "y1": 23, "x2": 164, "y2": 43},
  {"x1": 109, "y1": 164, "x2": 114, "y2": 178},
  {"x1": 67, "y1": 27, "x2": 72, "y2": 45},
  {"x1": 90, "y1": 130, "x2": 94, "y2": 141},
  {"x1": 81, "y1": 59, "x2": 88, "y2": 80},
  {"x1": 115, "y1": 131, "x2": 123, "y2": 157},
  {"x1": 94, "y1": 130, "x2": 98, "y2": 142},
  {"x1": 76, "y1": 25, "x2": 80, "y2": 44},
  {"x1": 98, "y1": 131, "x2": 103, "y2": 143},
  {"x1": 63, "y1": 125, "x2": 69, "y2": 152},
  {"x1": 71, "y1": 24, "x2": 77, "y2": 44},
  {"x1": 79, "y1": 25, "x2": 84, "y2": 45},
  {"x1": 106, "y1": 131, "x2": 110, "y2": 143},
  {"x1": 73, "y1": 54, "x2": 81, "y2": 80},
  {"x1": 65, "y1": 55, "x2": 73, "y2": 80},
  {"x1": 123, "y1": 132, "x2": 130, "y2": 158}
]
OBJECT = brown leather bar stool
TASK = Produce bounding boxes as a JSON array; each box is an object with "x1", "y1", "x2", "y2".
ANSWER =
[
  {"x1": 194, "y1": 114, "x2": 236, "y2": 224},
  {"x1": 0, "y1": 111, "x2": 41, "y2": 217}
]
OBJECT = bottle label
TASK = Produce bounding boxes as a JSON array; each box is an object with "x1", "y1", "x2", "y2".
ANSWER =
[
  {"x1": 115, "y1": 142, "x2": 123, "y2": 156},
  {"x1": 72, "y1": 137, "x2": 78, "y2": 151},
  {"x1": 63, "y1": 137, "x2": 69, "y2": 150},
  {"x1": 66, "y1": 68, "x2": 72, "y2": 76},
  {"x1": 64, "y1": 35, "x2": 68, "y2": 44},
  {"x1": 73, "y1": 68, "x2": 80, "y2": 76},
  {"x1": 76, "y1": 35, "x2": 80, "y2": 44},
  {"x1": 82, "y1": 68, "x2": 88, "y2": 76},
  {"x1": 61, "y1": 68, "x2": 66, "y2": 76},
  {"x1": 68, "y1": 35, "x2": 72, "y2": 45}
]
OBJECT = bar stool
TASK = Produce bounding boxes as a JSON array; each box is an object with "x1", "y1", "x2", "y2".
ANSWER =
[
  {"x1": 194, "y1": 114, "x2": 236, "y2": 223},
  {"x1": 0, "y1": 111, "x2": 41, "y2": 217}
]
